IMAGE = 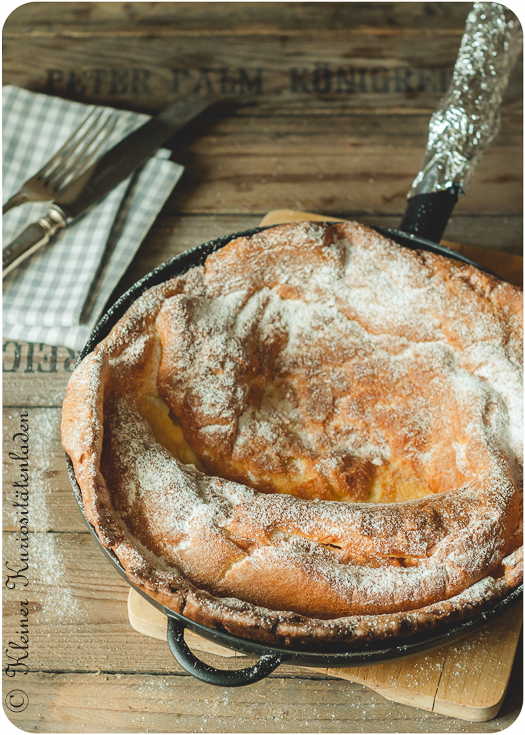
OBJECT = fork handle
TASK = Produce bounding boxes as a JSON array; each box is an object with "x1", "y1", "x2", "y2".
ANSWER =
[{"x1": 2, "y1": 205, "x2": 67, "y2": 278}]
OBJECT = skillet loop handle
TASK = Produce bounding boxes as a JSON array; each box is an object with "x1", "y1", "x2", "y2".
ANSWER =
[{"x1": 166, "y1": 616, "x2": 285, "y2": 687}]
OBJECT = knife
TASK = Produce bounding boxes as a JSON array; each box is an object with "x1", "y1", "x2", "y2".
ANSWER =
[{"x1": 2, "y1": 97, "x2": 210, "y2": 278}]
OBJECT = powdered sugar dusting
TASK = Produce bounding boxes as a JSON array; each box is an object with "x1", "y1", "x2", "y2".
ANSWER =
[
  {"x1": 30, "y1": 409, "x2": 82, "y2": 624},
  {"x1": 154, "y1": 222, "x2": 522, "y2": 506},
  {"x1": 62, "y1": 221, "x2": 523, "y2": 640}
]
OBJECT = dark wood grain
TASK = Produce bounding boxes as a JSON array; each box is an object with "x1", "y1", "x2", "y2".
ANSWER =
[
  {"x1": 2, "y1": 2, "x2": 522, "y2": 253},
  {"x1": 5, "y1": 670, "x2": 522, "y2": 734},
  {"x1": 2, "y1": 3, "x2": 522, "y2": 732},
  {"x1": 3, "y1": 6, "x2": 522, "y2": 115},
  {"x1": 3, "y1": 38, "x2": 522, "y2": 116},
  {"x1": 4, "y1": 2, "x2": 475, "y2": 34},
  {"x1": 164, "y1": 146, "x2": 520, "y2": 214}
]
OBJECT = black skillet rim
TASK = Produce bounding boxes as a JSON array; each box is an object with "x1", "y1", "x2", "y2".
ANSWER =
[{"x1": 65, "y1": 222, "x2": 522, "y2": 666}]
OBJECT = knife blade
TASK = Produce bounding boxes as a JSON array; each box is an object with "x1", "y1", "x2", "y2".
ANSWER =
[{"x1": 2, "y1": 97, "x2": 210, "y2": 278}]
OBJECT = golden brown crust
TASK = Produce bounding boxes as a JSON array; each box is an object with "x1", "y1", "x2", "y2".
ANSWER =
[{"x1": 61, "y1": 222, "x2": 523, "y2": 648}]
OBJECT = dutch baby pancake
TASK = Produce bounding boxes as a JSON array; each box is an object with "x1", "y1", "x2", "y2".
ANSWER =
[{"x1": 62, "y1": 222, "x2": 523, "y2": 648}]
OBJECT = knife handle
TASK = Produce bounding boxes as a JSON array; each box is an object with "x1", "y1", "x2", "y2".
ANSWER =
[{"x1": 2, "y1": 205, "x2": 67, "y2": 278}]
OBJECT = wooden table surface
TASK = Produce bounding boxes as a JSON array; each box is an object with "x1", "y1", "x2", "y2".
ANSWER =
[{"x1": 2, "y1": 3, "x2": 523, "y2": 732}]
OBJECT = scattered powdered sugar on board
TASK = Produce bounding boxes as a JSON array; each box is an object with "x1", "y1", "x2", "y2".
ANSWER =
[
  {"x1": 29, "y1": 408, "x2": 58, "y2": 532},
  {"x1": 30, "y1": 408, "x2": 81, "y2": 624},
  {"x1": 31, "y1": 533, "x2": 81, "y2": 624}
]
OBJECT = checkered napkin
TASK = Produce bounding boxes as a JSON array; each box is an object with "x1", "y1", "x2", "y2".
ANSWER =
[{"x1": 2, "y1": 86, "x2": 183, "y2": 351}]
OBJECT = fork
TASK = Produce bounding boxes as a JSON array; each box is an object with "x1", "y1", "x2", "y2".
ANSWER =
[{"x1": 2, "y1": 109, "x2": 118, "y2": 215}]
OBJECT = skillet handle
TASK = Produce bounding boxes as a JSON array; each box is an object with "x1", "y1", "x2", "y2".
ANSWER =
[
  {"x1": 399, "y1": 185, "x2": 461, "y2": 244},
  {"x1": 400, "y1": 6, "x2": 521, "y2": 245},
  {"x1": 166, "y1": 616, "x2": 286, "y2": 687}
]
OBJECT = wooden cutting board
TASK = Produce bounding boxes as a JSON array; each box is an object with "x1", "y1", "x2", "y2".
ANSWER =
[
  {"x1": 128, "y1": 589, "x2": 522, "y2": 723},
  {"x1": 128, "y1": 210, "x2": 522, "y2": 722}
]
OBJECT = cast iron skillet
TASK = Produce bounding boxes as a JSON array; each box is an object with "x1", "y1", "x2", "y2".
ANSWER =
[{"x1": 65, "y1": 208, "x2": 522, "y2": 687}]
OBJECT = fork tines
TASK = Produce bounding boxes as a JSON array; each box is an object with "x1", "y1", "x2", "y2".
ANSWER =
[{"x1": 2, "y1": 109, "x2": 118, "y2": 215}]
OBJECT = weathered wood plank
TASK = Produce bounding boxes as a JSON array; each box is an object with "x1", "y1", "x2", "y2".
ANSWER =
[
  {"x1": 3, "y1": 406, "x2": 83, "y2": 533},
  {"x1": 3, "y1": 669, "x2": 522, "y2": 733},
  {"x1": 5, "y1": 31, "x2": 474, "y2": 67},
  {"x1": 137, "y1": 213, "x2": 523, "y2": 264},
  {"x1": 4, "y1": 2, "x2": 475, "y2": 34},
  {"x1": 2, "y1": 530, "x2": 342, "y2": 678},
  {"x1": 436, "y1": 216, "x2": 522, "y2": 256},
  {"x1": 149, "y1": 113, "x2": 522, "y2": 227},
  {"x1": 164, "y1": 147, "x2": 521, "y2": 216},
  {"x1": 3, "y1": 343, "x2": 76, "y2": 408},
  {"x1": 170, "y1": 112, "x2": 524, "y2": 152},
  {"x1": 3, "y1": 32, "x2": 521, "y2": 114}
]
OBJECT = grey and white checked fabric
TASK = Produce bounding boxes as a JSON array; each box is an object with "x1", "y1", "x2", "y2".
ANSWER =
[{"x1": 2, "y1": 86, "x2": 183, "y2": 350}]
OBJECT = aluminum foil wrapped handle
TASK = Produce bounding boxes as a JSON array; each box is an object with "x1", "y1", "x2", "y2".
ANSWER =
[{"x1": 400, "y1": 2, "x2": 522, "y2": 242}]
